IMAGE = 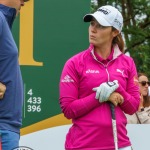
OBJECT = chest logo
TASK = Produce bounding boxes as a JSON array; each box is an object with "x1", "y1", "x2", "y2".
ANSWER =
[
  {"x1": 116, "y1": 69, "x2": 125, "y2": 77},
  {"x1": 86, "y1": 69, "x2": 100, "y2": 74}
]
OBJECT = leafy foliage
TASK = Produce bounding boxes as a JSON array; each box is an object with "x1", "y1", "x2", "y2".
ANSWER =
[{"x1": 91, "y1": 0, "x2": 150, "y2": 78}]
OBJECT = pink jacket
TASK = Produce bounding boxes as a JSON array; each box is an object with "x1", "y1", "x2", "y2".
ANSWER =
[{"x1": 59, "y1": 44, "x2": 140, "y2": 150}]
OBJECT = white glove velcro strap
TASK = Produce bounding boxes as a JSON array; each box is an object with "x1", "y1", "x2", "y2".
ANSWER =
[{"x1": 107, "y1": 81, "x2": 117, "y2": 87}]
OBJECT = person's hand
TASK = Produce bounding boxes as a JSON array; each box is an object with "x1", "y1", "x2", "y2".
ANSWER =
[
  {"x1": 108, "y1": 92, "x2": 124, "y2": 106},
  {"x1": 0, "y1": 82, "x2": 6, "y2": 99},
  {"x1": 138, "y1": 94, "x2": 144, "y2": 111},
  {"x1": 93, "y1": 80, "x2": 119, "y2": 103}
]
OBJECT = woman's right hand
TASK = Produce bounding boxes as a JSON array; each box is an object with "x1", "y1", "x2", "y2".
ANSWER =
[
  {"x1": 0, "y1": 82, "x2": 6, "y2": 99},
  {"x1": 108, "y1": 92, "x2": 124, "y2": 106}
]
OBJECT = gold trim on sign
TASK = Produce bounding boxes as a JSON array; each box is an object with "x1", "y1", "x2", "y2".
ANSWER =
[
  {"x1": 19, "y1": 0, "x2": 43, "y2": 66},
  {"x1": 21, "y1": 113, "x2": 71, "y2": 136}
]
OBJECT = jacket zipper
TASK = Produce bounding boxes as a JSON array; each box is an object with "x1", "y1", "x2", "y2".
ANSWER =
[{"x1": 94, "y1": 59, "x2": 115, "y2": 82}]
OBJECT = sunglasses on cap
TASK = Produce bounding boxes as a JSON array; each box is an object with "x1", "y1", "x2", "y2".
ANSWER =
[{"x1": 139, "y1": 81, "x2": 150, "y2": 86}]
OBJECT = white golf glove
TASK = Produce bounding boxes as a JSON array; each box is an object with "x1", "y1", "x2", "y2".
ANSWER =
[{"x1": 93, "y1": 80, "x2": 119, "y2": 103}]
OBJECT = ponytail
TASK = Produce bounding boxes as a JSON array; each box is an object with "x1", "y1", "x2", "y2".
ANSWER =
[{"x1": 112, "y1": 27, "x2": 124, "y2": 53}]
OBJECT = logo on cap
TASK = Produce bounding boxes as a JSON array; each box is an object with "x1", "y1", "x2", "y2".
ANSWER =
[
  {"x1": 114, "y1": 19, "x2": 122, "y2": 28},
  {"x1": 97, "y1": 8, "x2": 111, "y2": 15}
]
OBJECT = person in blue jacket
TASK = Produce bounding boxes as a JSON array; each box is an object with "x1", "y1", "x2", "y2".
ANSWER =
[{"x1": 0, "y1": 0, "x2": 26, "y2": 149}]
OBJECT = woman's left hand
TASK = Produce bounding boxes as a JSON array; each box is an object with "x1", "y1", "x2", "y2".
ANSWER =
[{"x1": 93, "y1": 80, "x2": 119, "y2": 103}]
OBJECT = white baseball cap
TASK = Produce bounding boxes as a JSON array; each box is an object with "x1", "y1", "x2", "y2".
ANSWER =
[{"x1": 83, "y1": 5, "x2": 123, "y2": 33}]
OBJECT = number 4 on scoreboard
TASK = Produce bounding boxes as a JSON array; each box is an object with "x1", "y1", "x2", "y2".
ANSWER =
[{"x1": 27, "y1": 89, "x2": 33, "y2": 96}]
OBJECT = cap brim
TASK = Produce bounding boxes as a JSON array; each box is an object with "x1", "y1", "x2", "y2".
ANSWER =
[
  {"x1": 83, "y1": 13, "x2": 111, "y2": 27},
  {"x1": 83, "y1": 14, "x2": 93, "y2": 22}
]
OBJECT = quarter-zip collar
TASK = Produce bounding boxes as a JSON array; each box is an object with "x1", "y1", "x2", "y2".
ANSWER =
[
  {"x1": 0, "y1": 4, "x2": 16, "y2": 29},
  {"x1": 94, "y1": 48, "x2": 114, "y2": 65},
  {"x1": 90, "y1": 44, "x2": 122, "y2": 62},
  {"x1": 90, "y1": 44, "x2": 123, "y2": 81}
]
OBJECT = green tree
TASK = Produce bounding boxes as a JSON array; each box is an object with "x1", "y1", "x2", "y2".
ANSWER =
[{"x1": 91, "y1": 0, "x2": 150, "y2": 78}]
